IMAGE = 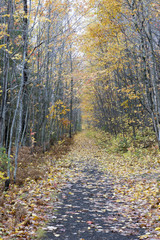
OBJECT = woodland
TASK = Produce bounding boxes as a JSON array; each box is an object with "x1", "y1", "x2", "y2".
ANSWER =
[{"x1": 0, "y1": 0, "x2": 160, "y2": 239}]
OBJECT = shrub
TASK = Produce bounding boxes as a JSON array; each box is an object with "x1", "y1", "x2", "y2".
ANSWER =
[
  {"x1": 116, "y1": 137, "x2": 129, "y2": 153},
  {"x1": 0, "y1": 147, "x2": 8, "y2": 172}
]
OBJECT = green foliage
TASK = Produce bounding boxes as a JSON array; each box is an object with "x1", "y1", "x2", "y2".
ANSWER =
[
  {"x1": 134, "y1": 128, "x2": 156, "y2": 148},
  {"x1": 0, "y1": 147, "x2": 8, "y2": 172},
  {"x1": 86, "y1": 127, "x2": 157, "y2": 157},
  {"x1": 85, "y1": 129, "x2": 110, "y2": 148},
  {"x1": 85, "y1": 129, "x2": 97, "y2": 139},
  {"x1": 116, "y1": 137, "x2": 129, "y2": 153},
  {"x1": 35, "y1": 228, "x2": 45, "y2": 239}
]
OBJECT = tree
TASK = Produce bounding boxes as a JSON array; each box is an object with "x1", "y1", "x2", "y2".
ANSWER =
[
  {"x1": 80, "y1": 0, "x2": 160, "y2": 145},
  {"x1": 0, "y1": 0, "x2": 82, "y2": 184}
]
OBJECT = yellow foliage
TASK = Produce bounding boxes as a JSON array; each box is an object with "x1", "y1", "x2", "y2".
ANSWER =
[
  {"x1": 0, "y1": 44, "x2": 6, "y2": 49},
  {"x1": 0, "y1": 171, "x2": 7, "y2": 180}
]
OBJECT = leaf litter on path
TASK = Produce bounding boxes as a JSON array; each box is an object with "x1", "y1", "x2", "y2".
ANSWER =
[
  {"x1": 42, "y1": 132, "x2": 153, "y2": 240},
  {"x1": 1, "y1": 132, "x2": 159, "y2": 239},
  {"x1": 0, "y1": 139, "x2": 75, "y2": 239}
]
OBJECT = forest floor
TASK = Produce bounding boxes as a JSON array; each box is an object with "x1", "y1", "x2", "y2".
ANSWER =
[{"x1": 0, "y1": 131, "x2": 160, "y2": 239}]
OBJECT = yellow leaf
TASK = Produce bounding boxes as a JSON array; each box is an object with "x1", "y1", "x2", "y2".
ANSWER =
[
  {"x1": 0, "y1": 44, "x2": 6, "y2": 49},
  {"x1": 32, "y1": 214, "x2": 39, "y2": 221},
  {"x1": 139, "y1": 234, "x2": 149, "y2": 239},
  {"x1": 69, "y1": 192, "x2": 74, "y2": 195},
  {"x1": 155, "y1": 227, "x2": 160, "y2": 231},
  {"x1": 4, "y1": 194, "x2": 9, "y2": 197},
  {"x1": 46, "y1": 18, "x2": 51, "y2": 22},
  {"x1": 2, "y1": 14, "x2": 10, "y2": 17}
]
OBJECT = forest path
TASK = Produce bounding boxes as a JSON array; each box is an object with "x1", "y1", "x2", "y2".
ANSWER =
[{"x1": 42, "y1": 133, "x2": 142, "y2": 240}]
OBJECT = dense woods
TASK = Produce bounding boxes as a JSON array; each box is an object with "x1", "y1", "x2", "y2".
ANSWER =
[
  {"x1": 0, "y1": 0, "x2": 83, "y2": 182},
  {"x1": 81, "y1": 0, "x2": 160, "y2": 146},
  {"x1": 0, "y1": 0, "x2": 160, "y2": 187},
  {"x1": 1, "y1": 1, "x2": 160, "y2": 239}
]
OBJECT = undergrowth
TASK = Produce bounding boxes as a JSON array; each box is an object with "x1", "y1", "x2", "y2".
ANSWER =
[
  {"x1": 86, "y1": 128, "x2": 160, "y2": 240},
  {"x1": 86, "y1": 127, "x2": 160, "y2": 177},
  {"x1": 0, "y1": 137, "x2": 74, "y2": 239}
]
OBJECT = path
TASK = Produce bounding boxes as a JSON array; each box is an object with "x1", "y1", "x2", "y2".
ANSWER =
[{"x1": 42, "y1": 134, "x2": 142, "y2": 240}]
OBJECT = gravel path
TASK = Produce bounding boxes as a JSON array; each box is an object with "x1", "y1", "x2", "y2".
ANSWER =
[{"x1": 42, "y1": 158, "x2": 143, "y2": 240}]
